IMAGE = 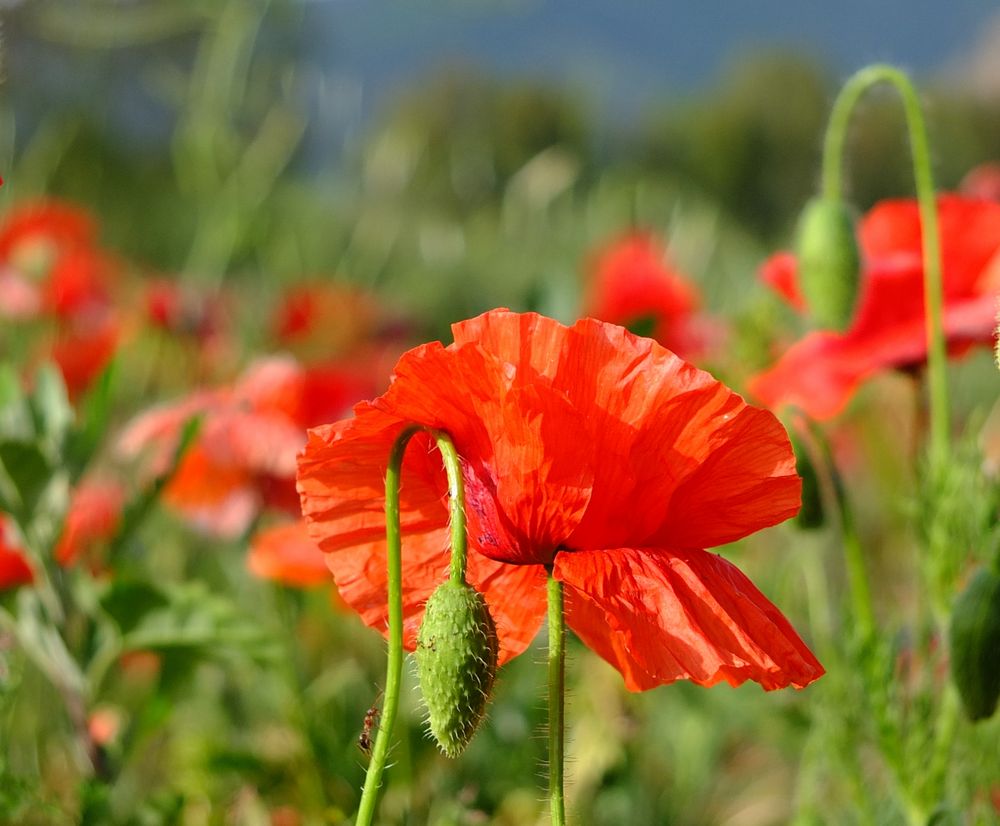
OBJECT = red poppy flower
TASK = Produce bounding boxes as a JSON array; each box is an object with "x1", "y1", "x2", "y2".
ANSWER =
[
  {"x1": 272, "y1": 282, "x2": 379, "y2": 356},
  {"x1": 0, "y1": 517, "x2": 34, "y2": 589},
  {"x1": 119, "y1": 356, "x2": 377, "y2": 538},
  {"x1": 49, "y1": 314, "x2": 121, "y2": 399},
  {"x1": 750, "y1": 195, "x2": 1000, "y2": 419},
  {"x1": 0, "y1": 200, "x2": 96, "y2": 264},
  {"x1": 298, "y1": 310, "x2": 823, "y2": 691},
  {"x1": 0, "y1": 480, "x2": 123, "y2": 588},
  {"x1": 144, "y1": 278, "x2": 226, "y2": 343},
  {"x1": 583, "y1": 232, "x2": 721, "y2": 360},
  {"x1": 0, "y1": 200, "x2": 101, "y2": 320},
  {"x1": 53, "y1": 480, "x2": 125, "y2": 568},
  {"x1": 247, "y1": 520, "x2": 331, "y2": 587}
]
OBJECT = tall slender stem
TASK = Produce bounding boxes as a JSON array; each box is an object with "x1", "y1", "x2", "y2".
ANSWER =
[
  {"x1": 802, "y1": 418, "x2": 875, "y2": 639},
  {"x1": 547, "y1": 573, "x2": 566, "y2": 826},
  {"x1": 355, "y1": 426, "x2": 468, "y2": 826},
  {"x1": 821, "y1": 64, "x2": 950, "y2": 471}
]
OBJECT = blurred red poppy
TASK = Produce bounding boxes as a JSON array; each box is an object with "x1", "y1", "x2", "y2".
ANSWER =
[
  {"x1": 583, "y1": 232, "x2": 720, "y2": 360},
  {"x1": 0, "y1": 200, "x2": 100, "y2": 320},
  {"x1": 144, "y1": 278, "x2": 225, "y2": 342},
  {"x1": 751, "y1": 195, "x2": 1000, "y2": 419},
  {"x1": 119, "y1": 356, "x2": 376, "y2": 538},
  {"x1": 0, "y1": 480, "x2": 123, "y2": 588},
  {"x1": 54, "y1": 480, "x2": 125, "y2": 568},
  {"x1": 272, "y1": 282, "x2": 379, "y2": 358},
  {"x1": 298, "y1": 310, "x2": 823, "y2": 692},
  {"x1": 0, "y1": 199, "x2": 96, "y2": 264},
  {"x1": 49, "y1": 315, "x2": 121, "y2": 399},
  {"x1": 247, "y1": 520, "x2": 331, "y2": 587},
  {"x1": 0, "y1": 517, "x2": 34, "y2": 589}
]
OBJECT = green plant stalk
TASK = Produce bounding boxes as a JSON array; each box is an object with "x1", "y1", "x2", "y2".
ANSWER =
[
  {"x1": 821, "y1": 65, "x2": 960, "y2": 820},
  {"x1": 548, "y1": 573, "x2": 566, "y2": 826},
  {"x1": 821, "y1": 64, "x2": 950, "y2": 472},
  {"x1": 804, "y1": 418, "x2": 876, "y2": 639},
  {"x1": 356, "y1": 426, "x2": 468, "y2": 826}
]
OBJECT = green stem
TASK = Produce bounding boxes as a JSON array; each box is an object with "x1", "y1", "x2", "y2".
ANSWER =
[
  {"x1": 547, "y1": 573, "x2": 566, "y2": 826},
  {"x1": 355, "y1": 425, "x2": 468, "y2": 826},
  {"x1": 822, "y1": 64, "x2": 950, "y2": 472},
  {"x1": 926, "y1": 682, "x2": 961, "y2": 810},
  {"x1": 803, "y1": 419, "x2": 876, "y2": 639}
]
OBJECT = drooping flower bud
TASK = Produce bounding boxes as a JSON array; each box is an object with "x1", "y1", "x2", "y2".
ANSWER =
[
  {"x1": 949, "y1": 566, "x2": 1000, "y2": 721},
  {"x1": 416, "y1": 580, "x2": 499, "y2": 757},
  {"x1": 796, "y1": 197, "x2": 861, "y2": 331}
]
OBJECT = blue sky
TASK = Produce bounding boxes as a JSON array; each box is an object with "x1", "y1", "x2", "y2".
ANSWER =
[{"x1": 305, "y1": 0, "x2": 995, "y2": 121}]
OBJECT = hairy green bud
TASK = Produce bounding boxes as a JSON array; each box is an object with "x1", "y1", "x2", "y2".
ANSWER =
[
  {"x1": 416, "y1": 580, "x2": 499, "y2": 757},
  {"x1": 949, "y1": 566, "x2": 1000, "y2": 721},
  {"x1": 796, "y1": 197, "x2": 861, "y2": 331}
]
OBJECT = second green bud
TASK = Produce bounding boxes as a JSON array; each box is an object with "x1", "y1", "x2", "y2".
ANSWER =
[{"x1": 796, "y1": 197, "x2": 861, "y2": 331}]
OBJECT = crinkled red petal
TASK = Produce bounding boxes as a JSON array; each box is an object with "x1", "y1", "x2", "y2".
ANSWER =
[{"x1": 555, "y1": 546, "x2": 824, "y2": 691}]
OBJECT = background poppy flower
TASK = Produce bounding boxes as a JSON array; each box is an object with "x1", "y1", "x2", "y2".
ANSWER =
[
  {"x1": 751, "y1": 195, "x2": 1000, "y2": 419},
  {"x1": 298, "y1": 310, "x2": 822, "y2": 691},
  {"x1": 247, "y1": 519, "x2": 332, "y2": 588},
  {"x1": 583, "y1": 232, "x2": 721, "y2": 360},
  {"x1": 120, "y1": 356, "x2": 376, "y2": 538},
  {"x1": 53, "y1": 480, "x2": 125, "y2": 569},
  {"x1": 0, "y1": 516, "x2": 34, "y2": 589},
  {"x1": 0, "y1": 480, "x2": 124, "y2": 587}
]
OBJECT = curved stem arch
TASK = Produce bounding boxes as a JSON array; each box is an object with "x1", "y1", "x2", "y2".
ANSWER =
[{"x1": 821, "y1": 64, "x2": 950, "y2": 470}]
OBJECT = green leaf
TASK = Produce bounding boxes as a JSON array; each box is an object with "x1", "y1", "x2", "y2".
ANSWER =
[
  {"x1": 66, "y1": 360, "x2": 117, "y2": 483},
  {"x1": 107, "y1": 414, "x2": 201, "y2": 558},
  {"x1": 29, "y1": 364, "x2": 72, "y2": 454},
  {"x1": 0, "y1": 365, "x2": 33, "y2": 443},
  {"x1": 99, "y1": 579, "x2": 170, "y2": 636},
  {"x1": 119, "y1": 582, "x2": 276, "y2": 665},
  {"x1": 0, "y1": 441, "x2": 54, "y2": 519}
]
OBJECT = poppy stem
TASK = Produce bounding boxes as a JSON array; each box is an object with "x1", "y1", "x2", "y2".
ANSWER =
[
  {"x1": 356, "y1": 425, "x2": 469, "y2": 826},
  {"x1": 547, "y1": 572, "x2": 566, "y2": 826},
  {"x1": 801, "y1": 417, "x2": 876, "y2": 639},
  {"x1": 821, "y1": 64, "x2": 950, "y2": 472}
]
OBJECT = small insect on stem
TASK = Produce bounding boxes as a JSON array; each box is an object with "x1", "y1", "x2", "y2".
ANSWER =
[{"x1": 358, "y1": 691, "x2": 383, "y2": 756}]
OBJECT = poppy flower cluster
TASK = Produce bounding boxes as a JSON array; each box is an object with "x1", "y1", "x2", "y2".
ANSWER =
[
  {"x1": 298, "y1": 309, "x2": 823, "y2": 692},
  {"x1": 119, "y1": 356, "x2": 377, "y2": 543},
  {"x1": 751, "y1": 195, "x2": 1000, "y2": 419},
  {"x1": 0, "y1": 200, "x2": 123, "y2": 397}
]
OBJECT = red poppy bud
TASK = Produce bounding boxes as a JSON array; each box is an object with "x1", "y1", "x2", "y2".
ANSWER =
[
  {"x1": 416, "y1": 580, "x2": 499, "y2": 757},
  {"x1": 796, "y1": 198, "x2": 861, "y2": 331},
  {"x1": 949, "y1": 566, "x2": 1000, "y2": 721}
]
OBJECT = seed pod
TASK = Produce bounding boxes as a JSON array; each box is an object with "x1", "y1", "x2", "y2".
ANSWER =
[
  {"x1": 416, "y1": 580, "x2": 499, "y2": 757},
  {"x1": 949, "y1": 566, "x2": 1000, "y2": 721},
  {"x1": 796, "y1": 197, "x2": 861, "y2": 331}
]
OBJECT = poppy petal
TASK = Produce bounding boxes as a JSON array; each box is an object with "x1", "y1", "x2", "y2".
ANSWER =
[
  {"x1": 649, "y1": 403, "x2": 801, "y2": 549},
  {"x1": 760, "y1": 252, "x2": 806, "y2": 311},
  {"x1": 465, "y1": 554, "x2": 548, "y2": 663},
  {"x1": 377, "y1": 334, "x2": 594, "y2": 562},
  {"x1": 248, "y1": 520, "x2": 332, "y2": 587},
  {"x1": 299, "y1": 399, "x2": 549, "y2": 663},
  {"x1": 555, "y1": 546, "x2": 824, "y2": 691}
]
